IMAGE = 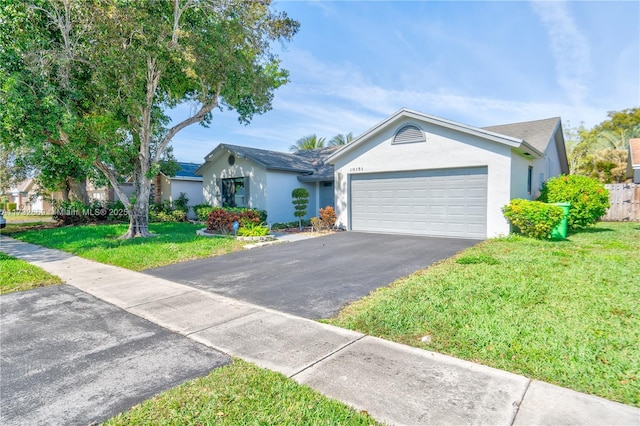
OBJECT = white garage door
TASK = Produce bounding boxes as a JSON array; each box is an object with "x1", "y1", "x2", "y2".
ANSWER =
[{"x1": 350, "y1": 167, "x2": 487, "y2": 238}]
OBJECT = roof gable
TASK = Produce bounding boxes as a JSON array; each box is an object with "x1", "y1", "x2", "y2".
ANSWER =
[
  {"x1": 327, "y1": 108, "x2": 535, "y2": 163},
  {"x1": 483, "y1": 117, "x2": 561, "y2": 153}
]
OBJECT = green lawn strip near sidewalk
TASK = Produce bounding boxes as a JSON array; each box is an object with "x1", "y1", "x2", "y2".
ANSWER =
[
  {"x1": 104, "y1": 358, "x2": 379, "y2": 425},
  {"x1": 328, "y1": 222, "x2": 640, "y2": 407},
  {"x1": 0, "y1": 252, "x2": 63, "y2": 294},
  {"x1": 9, "y1": 222, "x2": 243, "y2": 271}
]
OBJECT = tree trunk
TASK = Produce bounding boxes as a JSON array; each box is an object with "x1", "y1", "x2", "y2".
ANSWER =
[
  {"x1": 121, "y1": 167, "x2": 153, "y2": 239},
  {"x1": 68, "y1": 177, "x2": 89, "y2": 204}
]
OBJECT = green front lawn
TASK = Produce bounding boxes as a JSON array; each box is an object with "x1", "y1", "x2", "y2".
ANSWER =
[
  {"x1": 105, "y1": 359, "x2": 378, "y2": 425},
  {"x1": 8, "y1": 222, "x2": 243, "y2": 271},
  {"x1": 0, "y1": 252, "x2": 63, "y2": 294},
  {"x1": 328, "y1": 222, "x2": 640, "y2": 406}
]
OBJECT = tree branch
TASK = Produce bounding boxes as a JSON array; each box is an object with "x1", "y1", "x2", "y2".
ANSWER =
[
  {"x1": 94, "y1": 160, "x2": 131, "y2": 210},
  {"x1": 153, "y1": 81, "x2": 223, "y2": 163}
]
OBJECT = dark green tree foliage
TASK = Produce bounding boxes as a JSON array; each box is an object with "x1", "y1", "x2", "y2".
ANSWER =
[
  {"x1": 538, "y1": 175, "x2": 610, "y2": 229},
  {"x1": 0, "y1": 0, "x2": 298, "y2": 238},
  {"x1": 291, "y1": 187, "x2": 309, "y2": 229}
]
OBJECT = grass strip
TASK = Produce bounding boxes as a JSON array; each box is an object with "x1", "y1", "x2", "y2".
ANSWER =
[
  {"x1": 329, "y1": 222, "x2": 640, "y2": 406},
  {"x1": 0, "y1": 252, "x2": 63, "y2": 294},
  {"x1": 8, "y1": 222, "x2": 243, "y2": 271},
  {"x1": 104, "y1": 359, "x2": 379, "y2": 425}
]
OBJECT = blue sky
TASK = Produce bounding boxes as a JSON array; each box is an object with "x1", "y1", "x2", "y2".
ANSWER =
[{"x1": 170, "y1": 0, "x2": 640, "y2": 163}]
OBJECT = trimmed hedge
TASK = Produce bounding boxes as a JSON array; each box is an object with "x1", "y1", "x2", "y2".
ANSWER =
[
  {"x1": 538, "y1": 175, "x2": 609, "y2": 229},
  {"x1": 503, "y1": 199, "x2": 564, "y2": 239}
]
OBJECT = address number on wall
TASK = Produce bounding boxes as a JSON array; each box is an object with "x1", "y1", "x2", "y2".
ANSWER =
[{"x1": 349, "y1": 167, "x2": 364, "y2": 172}]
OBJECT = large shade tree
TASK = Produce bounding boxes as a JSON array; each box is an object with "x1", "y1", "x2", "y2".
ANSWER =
[{"x1": 0, "y1": 0, "x2": 298, "y2": 237}]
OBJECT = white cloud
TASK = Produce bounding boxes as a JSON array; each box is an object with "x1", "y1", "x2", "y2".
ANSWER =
[{"x1": 530, "y1": 1, "x2": 591, "y2": 105}]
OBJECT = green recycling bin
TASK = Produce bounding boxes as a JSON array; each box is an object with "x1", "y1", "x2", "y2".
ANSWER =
[{"x1": 550, "y1": 202, "x2": 570, "y2": 240}]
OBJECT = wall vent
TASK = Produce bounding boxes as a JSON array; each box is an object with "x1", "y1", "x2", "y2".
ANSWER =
[{"x1": 393, "y1": 125, "x2": 426, "y2": 144}]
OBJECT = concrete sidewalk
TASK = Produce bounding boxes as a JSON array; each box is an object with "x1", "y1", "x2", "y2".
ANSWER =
[{"x1": 1, "y1": 236, "x2": 638, "y2": 425}]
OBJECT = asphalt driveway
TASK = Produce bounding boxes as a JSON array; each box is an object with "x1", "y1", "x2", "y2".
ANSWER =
[
  {"x1": 145, "y1": 232, "x2": 478, "y2": 319},
  {"x1": 0, "y1": 285, "x2": 230, "y2": 425}
]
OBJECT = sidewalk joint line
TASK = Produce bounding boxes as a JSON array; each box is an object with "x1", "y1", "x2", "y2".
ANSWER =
[
  {"x1": 510, "y1": 378, "x2": 532, "y2": 426},
  {"x1": 185, "y1": 309, "x2": 264, "y2": 336},
  {"x1": 124, "y1": 288, "x2": 196, "y2": 309},
  {"x1": 288, "y1": 333, "x2": 367, "y2": 379}
]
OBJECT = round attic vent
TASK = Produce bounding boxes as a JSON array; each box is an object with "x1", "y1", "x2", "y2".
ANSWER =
[{"x1": 228, "y1": 155, "x2": 235, "y2": 165}]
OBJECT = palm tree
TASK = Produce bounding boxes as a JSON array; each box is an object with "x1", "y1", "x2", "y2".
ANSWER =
[
  {"x1": 289, "y1": 134, "x2": 326, "y2": 152},
  {"x1": 328, "y1": 132, "x2": 353, "y2": 146}
]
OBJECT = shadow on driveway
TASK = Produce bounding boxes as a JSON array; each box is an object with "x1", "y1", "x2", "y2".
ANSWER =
[{"x1": 145, "y1": 232, "x2": 478, "y2": 319}]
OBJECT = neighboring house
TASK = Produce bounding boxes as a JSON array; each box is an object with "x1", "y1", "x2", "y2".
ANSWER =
[
  {"x1": 627, "y1": 138, "x2": 640, "y2": 183},
  {"x1": 153, "y1": 162, "x2": 204, "y2": 218},
  {"x1": 6, "y1": 178, "x2": 56, "y2": 212},
  {"x1": 327, "y1": 108, "x2": 569, "y2": 239},
  {"x1": 196, "y1": 144, "x2": 338, "y2": 224}
]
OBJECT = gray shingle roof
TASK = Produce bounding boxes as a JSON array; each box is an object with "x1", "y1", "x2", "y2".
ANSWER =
[
  {"x1": 483, "y1": 117, "x2": 561, "y2": 153},
  {"x1": 217, "y1": 144, "x2": 339, "y2": 180}
]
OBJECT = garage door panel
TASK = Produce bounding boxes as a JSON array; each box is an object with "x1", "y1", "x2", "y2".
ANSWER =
[{"x1": 350, "y1": 167, "x2": 487, "y2": 238}]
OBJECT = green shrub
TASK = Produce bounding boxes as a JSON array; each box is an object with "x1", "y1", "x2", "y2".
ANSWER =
[
  {"x1": 5, "y1": 202, "x2": 17, "y2": 212},
  {"x1": 237, "y1": 222, "x2": 270, "y2": 237},
  {"x1": 271, "y1": 219, "x2": 311, "y2": 230},
  {"x1": 503, "y1": 199, "x2": 564, "y2": 239},
  {"x1": 538, "y1": 175, "x2": 610, "y2": 229},
  {"x1": 171, "y1": 210, "x2": 187, "y2": 222},
  {"x1": 174, "y1": 192, "x2": 189, "y2": 213},
  {"x1": 193, "y1": 204, "x2": 215, "y2": 222}
]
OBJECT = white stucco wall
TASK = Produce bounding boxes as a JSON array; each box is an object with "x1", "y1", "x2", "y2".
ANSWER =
[
  {"x1": 199, "y1": 153, "x2": 268, "y2": 211},
  {"x1": 266, "y1": 171, "x2": 316, "y2": 224},
  {"x1": 171, "y1": 180, "x2": 204, "y2": 219},
  {"x1": 510, "y1": 133, "x2": 564, "y2": 200},
  {"x1": 510, "y1": 152, "x2": 534, "y2": 200},
  {"x1": 332, "y1": 117, "x2": 514, "y2": 238}
]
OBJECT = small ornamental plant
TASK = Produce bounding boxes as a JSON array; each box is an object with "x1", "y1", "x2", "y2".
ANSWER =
[
  {"x1": 503, "y1": 199, "x2": 564, "y2": 239},
  {"x1": 311, "y1": 206, "x2": 337, "y2": 231},
  {"x1": 291, "y1": 188, "x2": 309, "y2": 229},
  {"x1": 538, "y1": 175, "x2": 610, "y2": 229}
]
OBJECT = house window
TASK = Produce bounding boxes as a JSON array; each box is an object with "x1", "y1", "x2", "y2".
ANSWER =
[
  {"x1": 221, "y1": 177, "x2": 245, "y2": 207},
  {"x1": 392, "y1": 124, "x2": 426, "y2": 144},
  {"x1": 527, "y1": 166, "x2": 533, "y2": 195}
]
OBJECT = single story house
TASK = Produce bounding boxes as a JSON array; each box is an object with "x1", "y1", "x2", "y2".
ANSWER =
[
  {"x1": 627, "y1": 138, "x2": 640, "y2": 183},
  {"x1": 5, "y1": 178, "x2": 55, "y2": 212},
  {"x1": 153, "y1": 162, "x2": 204, "y2": 218},
  {"x1": 196, "y1": 144, "x2": 338, "y2": 224},
  {"x1": 327, "y1": 108, "x2": 569, "y2": 239}
]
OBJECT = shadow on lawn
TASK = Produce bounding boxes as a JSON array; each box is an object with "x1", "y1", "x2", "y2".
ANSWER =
[{"x1": 568, "y1": 227, "x2": 614, "y2": 235}]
